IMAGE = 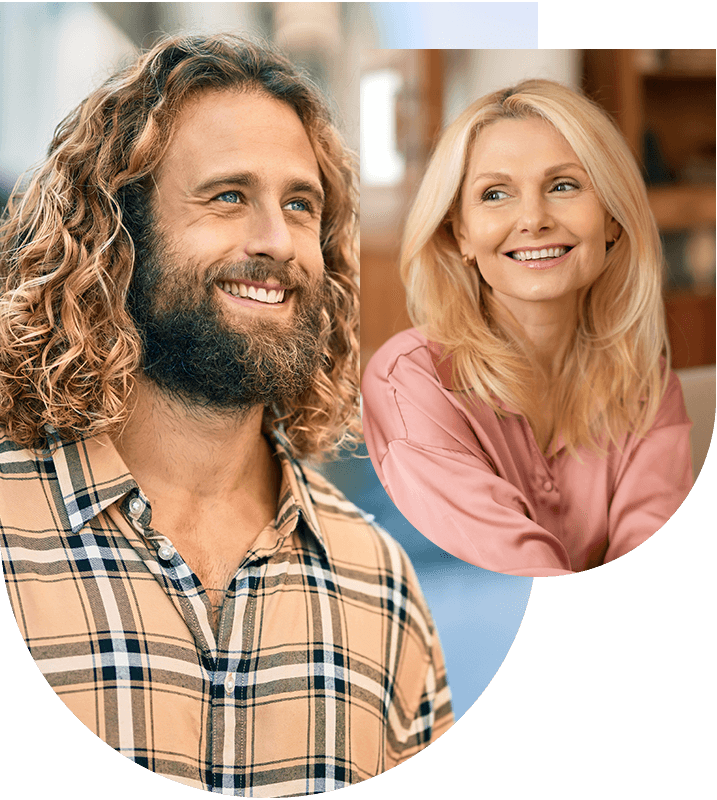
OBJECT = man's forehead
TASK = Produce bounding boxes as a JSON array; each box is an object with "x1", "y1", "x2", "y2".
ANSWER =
[{"x1": 157, "y1": 89, "x2": 322, "y2": 188}]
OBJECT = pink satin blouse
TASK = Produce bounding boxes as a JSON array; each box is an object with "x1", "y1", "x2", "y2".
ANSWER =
[{"x1": 361, "y1": 328, "x2": 694, "y2": 577}]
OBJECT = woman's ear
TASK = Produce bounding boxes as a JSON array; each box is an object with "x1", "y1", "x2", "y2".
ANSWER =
[
  {"x1": 606, "y1": 216, "x2": 622, "y2": 245},
  {"x1": 452, "y1": 215, "x2": 475, "y2": 263}
]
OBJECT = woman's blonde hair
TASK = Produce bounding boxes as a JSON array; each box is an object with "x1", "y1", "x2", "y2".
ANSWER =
[
  {"x1": 401, "y1": 78, "x2": 669, "y2": 454},
  {"x1": 0, "y1": 33, "x2": 359, "y2": 460}
]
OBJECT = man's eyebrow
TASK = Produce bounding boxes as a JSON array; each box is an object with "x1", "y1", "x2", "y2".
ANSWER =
[
  {"x1": 471, "y1": 163, "x2": 588, "y2": 186},
  {"x1": 193, "y1": 171, "x2": 325, "y2": 208}
]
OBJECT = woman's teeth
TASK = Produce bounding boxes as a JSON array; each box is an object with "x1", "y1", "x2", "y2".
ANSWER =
[
  {"x1": 510, "y1": 246, "x2": 569, "y2": 261},
  {"x1": 220, "y1": 281, "x2": 286, "y2": 304}
]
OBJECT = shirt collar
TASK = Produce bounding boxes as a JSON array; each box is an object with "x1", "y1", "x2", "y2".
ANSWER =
[
  {"x1": 426, "y1": 339, "x2": 515, "y2": 413},
  {"x1": 427, "y1": 340, "x2": 458, "y2": 390},
  {"x1": 47, "y1": 424, "x2": 328, "y2": 556},
  {"x1": 265, "y1": 435, "x2": 328, "y2": 557},
  {"x1": 426, "y1": 341, "x2": 567, "y2": 455},
  {"x1": 45, "y1": 425, "x2": 137, "y2": 534}
]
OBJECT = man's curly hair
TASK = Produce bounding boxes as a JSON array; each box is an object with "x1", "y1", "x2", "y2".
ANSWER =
[{"x1": 0, "y1": 33, "x2": 359, "y2": 460}]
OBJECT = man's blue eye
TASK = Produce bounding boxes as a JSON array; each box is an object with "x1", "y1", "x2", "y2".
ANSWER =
[
  {"x1": 217, "y1": 192, "x2": 240, "y2": 202},
  {"x1": 213, "y1": 193, "x2": 314, "y2": 213},
  {"x1": 285, "y1": 199, "x2": 311, "y2": 213}
]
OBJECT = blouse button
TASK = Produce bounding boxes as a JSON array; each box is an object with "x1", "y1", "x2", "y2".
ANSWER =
[
  {"x1": 543, "y1": 480, "x2": 553, "y2": 492},
  {"x1": 129, "y1": 497, "x2": 143, "y2": 517},
  {"x1": 224, "y1": 673, "x2": 236, "y2": 695}
]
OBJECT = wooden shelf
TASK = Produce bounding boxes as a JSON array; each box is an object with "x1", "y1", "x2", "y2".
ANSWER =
[{"x1": 584, "y1": 50, "x2": 715, "y2": 370}]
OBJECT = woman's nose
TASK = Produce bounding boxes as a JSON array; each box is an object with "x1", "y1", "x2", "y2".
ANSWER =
[{"x1": 516, "y1": 192, "x2": 554, "y2": 235}]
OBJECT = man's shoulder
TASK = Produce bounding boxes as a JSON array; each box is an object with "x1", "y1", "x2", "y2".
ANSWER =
[
  {"x1": 299, "y1": 464, "x2": 419, "y2": 576},
  {"x1": 300, "y1": 463, "x2": 377, "y2": 525},
  {"x1": 298, "y1": 463, "x2": 437, "y2": 636}
]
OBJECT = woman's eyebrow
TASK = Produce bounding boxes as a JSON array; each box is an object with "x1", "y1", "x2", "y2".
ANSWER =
[
  {"x1": 545, "y1": 161, "x2": 585, "y2": 177},
  {"x1": 474, "y1": 161, "x2": 585, "y2": 183}
]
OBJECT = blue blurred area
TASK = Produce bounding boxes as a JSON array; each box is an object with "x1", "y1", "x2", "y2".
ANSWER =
[
  {"x1": 369, "y1": 2, "x2": 539, "y2": 49},
  {"x1": 320, "y1": 446, "x2": 532, "y2": 719}
]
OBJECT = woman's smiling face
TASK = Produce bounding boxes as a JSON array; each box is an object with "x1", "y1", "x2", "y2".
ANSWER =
[{"x1": 455, "y1": 116, "x2": 620, "y2": 319}]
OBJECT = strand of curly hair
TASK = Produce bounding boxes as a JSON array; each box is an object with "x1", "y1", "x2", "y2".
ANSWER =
[{"x1": 0, "y1": 33, "x2": 360, "y2": 461}]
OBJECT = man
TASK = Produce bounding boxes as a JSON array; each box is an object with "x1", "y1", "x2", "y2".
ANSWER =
[{"x1": 0, "y1": 34, "x2": 452, "y2": 796}]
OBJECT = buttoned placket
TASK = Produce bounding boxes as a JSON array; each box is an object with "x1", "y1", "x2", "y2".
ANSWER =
[
  {"x1": 519, "y1": 420, "x2": 563, "y2": 525},
  {"x1": 127, "y1": 490, "x2": 234, "y2": 652},
  {"x1": 540, "y1": 474, "x2": 562, "y2": 523},
  {"x1": 123, "y1": 490, "x2": 249, "y2": 770},
  {"x1": 126, "y1": 492, "x2": 177, "y2": 563}
]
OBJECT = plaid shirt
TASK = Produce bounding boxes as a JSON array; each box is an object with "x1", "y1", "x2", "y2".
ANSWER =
[{"x1": 0, "y1": 427, "x2": 452, "y2": 796}]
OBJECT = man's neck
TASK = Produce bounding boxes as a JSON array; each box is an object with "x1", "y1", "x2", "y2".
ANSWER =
[{"x1": 112, "y1": 376, "x2": 280, "y2": 518}]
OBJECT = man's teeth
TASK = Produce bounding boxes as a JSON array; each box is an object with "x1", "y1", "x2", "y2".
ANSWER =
[
  {"x1": 220, "y1": 281, "x2": 285, "y2": 304},
  {"x1": 511, "y1": 246, "x2": 569, "y2": 261}
]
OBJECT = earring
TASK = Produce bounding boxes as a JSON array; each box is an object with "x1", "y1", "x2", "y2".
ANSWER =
[{"x1": 462, "y1": 254, "x2": 476, "y2": 268}]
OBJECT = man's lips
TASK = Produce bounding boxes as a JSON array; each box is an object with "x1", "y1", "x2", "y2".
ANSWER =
[
  {"x1": 224, "y1": 278, "x2": 289, "y2": 291},
  {"x1": 217, "y1": 278, "x2": 288, "y2": 305}
]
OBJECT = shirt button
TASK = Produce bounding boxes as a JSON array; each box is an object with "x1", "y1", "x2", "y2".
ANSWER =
[
  {"x1": 129, "y1": 497, "x2": 143, "y2": 516},
  {"x1": 224, "y1": 674, "x2": 235, "y2": 694},
  {"x1": 157, "y1": 545, "x2": 175, "y2": 561},
  {"x1": 543, "y1": 480, "x2": 553, "y2": 492}
]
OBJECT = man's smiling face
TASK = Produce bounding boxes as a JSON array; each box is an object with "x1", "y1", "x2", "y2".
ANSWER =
[{"x1": 127, "y1": 89, "x2": 328, "y2": 412}]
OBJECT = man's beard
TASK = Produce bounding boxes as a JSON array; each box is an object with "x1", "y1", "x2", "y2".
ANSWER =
[{"x1": 126, "y1": 230, "x2": 326, "y2": 415}]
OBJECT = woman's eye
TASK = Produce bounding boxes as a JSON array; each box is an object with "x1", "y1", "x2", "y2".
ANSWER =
[
  {"x1": 481, "y1": 188, "x2": 509, "y2": 202},
  {"x1": 481, "y1": 180, "x2": 580, "y2": 203},
  {"x1": 552, "y1": 180, "x2": 580, "y2": 193}
]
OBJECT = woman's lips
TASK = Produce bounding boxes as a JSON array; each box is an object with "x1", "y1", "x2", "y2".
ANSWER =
[{"x1": 504, "y1": 247, "x2": 575, "y2": 270}]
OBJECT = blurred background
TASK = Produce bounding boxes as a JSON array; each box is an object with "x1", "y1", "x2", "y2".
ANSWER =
[
  {"x1": 0, "y1": 3, "x2": 541, "y2": 721},
  {"x1": 360, "y1": 48, "x2": 716, "y2": 481}
]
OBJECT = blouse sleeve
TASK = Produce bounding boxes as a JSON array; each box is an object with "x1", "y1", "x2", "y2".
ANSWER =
[
  {"x1": 377, "y1": 439, "x2": 574, "y2": 576},
  {"x1": 605, "y1": 371, "x2": 694, "y2": 564},
  {"x1": 362, "y1": 337, "x2": 575, "y2": 576}
]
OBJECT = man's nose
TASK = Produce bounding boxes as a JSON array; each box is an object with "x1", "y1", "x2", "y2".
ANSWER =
[{"x1": 243, "y1": 204, "x2": 296, "y2": 264}]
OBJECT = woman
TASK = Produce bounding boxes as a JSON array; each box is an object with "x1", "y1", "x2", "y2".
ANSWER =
[{"x1": 361, "y1": 79, "x2": 693, "y2": 577}]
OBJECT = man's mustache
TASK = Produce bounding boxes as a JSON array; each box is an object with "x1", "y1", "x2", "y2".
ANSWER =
[{"x1": 205, "y1": 258, "x2": 315, "y2": 293}]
